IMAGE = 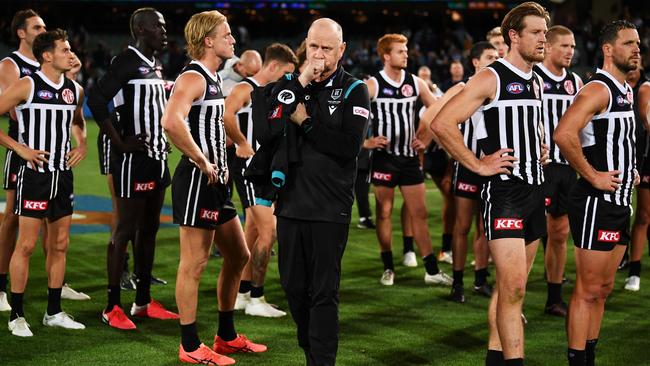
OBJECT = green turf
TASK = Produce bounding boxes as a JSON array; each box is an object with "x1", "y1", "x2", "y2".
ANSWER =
[{"x1": 0, "y1": 119, "x2": 649, "y2": 365}]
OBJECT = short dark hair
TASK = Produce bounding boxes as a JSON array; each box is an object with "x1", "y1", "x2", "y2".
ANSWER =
[
  {"x1": 469, "y1": 41, "x2": 496, "y2": 72},
  {"x1": 501, "y1": 1, "x2": 549, "y2": 48},
  {"x1": 11, "y1": 9, "x2": 40, "y2": 43},
  {"x1": 33, "y1": 29, "x2": 67, "y2": 64},
  {"x1": 130, "y1": 7, "x2": 157, "y2": 39},
  {"x1": 599, "y1": 20, "x2": 636, "y2": 47},
  {"x1": 264, "y1": 43, "x2": 298, "y2": 67},
  {"x1": 546, "y1": 25, "x2": 573, "y2": 45}
]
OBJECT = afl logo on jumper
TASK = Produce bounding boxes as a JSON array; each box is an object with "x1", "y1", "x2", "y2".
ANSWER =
[
  {"x1": 138, "y1": 66, "x2": 149, "y2": 75},
  {"x1": 506, "y1": 82, "x2": 524, "y2": 94},
  {"x1": 21, "y1": 67, "x2": 32, "y2": 76},
  {"x1": 382, "y1": 87, "x2": 394, "y2": 96},
  {"x1": 563, "y1": 80, "x2": 575, "y2": 95},
  {"x1": 277, "y1": 90, "x2": 295, "y2": 105},
  {"x1": 617, "y1": 95, "x2": 630, "y2": 106},
  {"x1": 208, "y1": 85, "x2": 219, "y2": 95},
  {"x1": 401, "y1": 84, "x2": 414, "y2": 97},
  {"x1": 37, "y1": 90, "x2": 54, "y2": 100},
  {"x1": 543, "y1": 81, "x2": 552, "y2": 91},
  {"x1": 62, "y1": 89, "x2": 75, "y2": 104}
]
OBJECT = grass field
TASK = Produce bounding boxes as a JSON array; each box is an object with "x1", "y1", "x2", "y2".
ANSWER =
[{"x1": 0, "y1": 120, "x2": 649, "y2": 365}]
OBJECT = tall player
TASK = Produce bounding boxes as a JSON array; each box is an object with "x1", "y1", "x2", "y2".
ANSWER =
[
  {"x1": 0, "y1": 29, "x2": 87, "y2": 336},
  {"x1": 432, "y1": 3, "x2": 549, "y2": 364},
  {"x1": 623, "y1": 63, "x2": 650, "y2": 291},
  {"x1": 556, "y1": 21, "x2": 640, "y2": 366},
  {"x1": 88, "y1": 7, "x2": 178, "y2": 330},
  {"x1": 446, "y1": 41, "x2": 499, "y2": 303},
  {"x1": 367, "y1": 33, "x2": 452, "y2": 287},
  {"x1": 163, "y1": 11, "x2": 267, "y2": 364},
  {"x1": 533, "y1": 25, "x2": 583, "y2": 317},
  {"x1": 226, "y1": 44, "x2": 297, "y2": 318}
]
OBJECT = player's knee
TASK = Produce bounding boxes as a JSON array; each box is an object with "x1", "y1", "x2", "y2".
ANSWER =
[
  {"x1": 453, "y1": 218, "x2": 472, "y2": 235},
  {"x1": 16, "y1": 242, "x2": 36, "y2": 257},
  {"x1": 600, "y1": 281, "x2": 615, "y2": 299},
  {"x1": 578, "y1": 282, "x2": 603, "y2": 303},
  {"x1": 500, "y1": 277, "x2": 527, "y2": 303},
  {"x1": 635, "y1": 207, "x2": 650, "y2": 226}
]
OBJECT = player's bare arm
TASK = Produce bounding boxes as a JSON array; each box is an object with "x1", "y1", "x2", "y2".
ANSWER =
[
  {"x1": 419, "y1": 81, "x2": 465, "y2": 146},
  {"x1": 67, "y1": 84, "x2": 87, "y2": 168},
  {"x1": 224, "y1": 82, "x2": 254, "y2": 158}
]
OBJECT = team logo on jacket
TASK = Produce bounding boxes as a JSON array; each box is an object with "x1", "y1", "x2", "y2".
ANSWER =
[
  {"x1": 494, "y1": 218, "x2": 523, "y2": 230},
  {"x1": 401, "y1": 84, "x2": 414, "y2": 97},
  {"x1": 277, "y1": 89, "x2": 295, "y2": 104},
  {"x1": 506, "y1": 82, "x2": 524, "y2": 94},
  {"x1": 37, "y1": 90, "x2": 54, "y2": 100},
  {"x1": 21, "y1": 67, "x2": 32, "y2": 76},
  {"x1": 597, "y1": 230, "x2": 620, "y2": 243},
  {"x1": 268, "y1": 105, "x2": 282, "y2": 119},
  {"x1": 62, "y1": 89, "x2": 75, "y2": 104},
  {"x1": 200, "y1": 208, "x2": 220, "y2": 222},
  {"x1": 382, "y1": 87, "x2": 394, "y2": 96},
  {"x1": 331, "y1": 88, "x2": 342, "y2": 100},
  {"x1": 208, "y1": 85, "x2": 219, "y2": 95},
  {"x1": 138, "y1": 66, "x2": 149, "y2": 75},
  {"x1": 134, "y1": 181, "x2": 156, "y2": 192},
  {"x1": 563, "y1": 80, "x2": 575, "y2": 95}
]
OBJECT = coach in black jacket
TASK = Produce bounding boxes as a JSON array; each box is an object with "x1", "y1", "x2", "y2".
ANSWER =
[{"x1": 275, "y1": 18, "x2": 369, "y2": 366}]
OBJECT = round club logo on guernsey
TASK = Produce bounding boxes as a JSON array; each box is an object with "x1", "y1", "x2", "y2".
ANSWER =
[
  {"x1": 62, "y1": 89, "x2": 75, "y2": 104},
  {"x1": 563, "y1": 80, "x2": 575, "y2": 95},
  {"x1": 401, "y1": 84, "x2": 414, "y2": 97},
  {"x1": 277, "y1": 89, "x2": 296, "y2": 105},
  {"x1": 506, "y1": 82, "x2": 524, "y2": 94},
  {"x1": 37, "y1": 90, "x2": 54, "y2": 100}
]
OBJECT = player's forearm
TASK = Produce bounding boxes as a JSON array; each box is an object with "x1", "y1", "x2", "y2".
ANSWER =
[
  {"x1": 223, "y1": 113, "x2": 247, "y2": 146},
  {"x1": 433, "y1": 120, "x2": 480, "y2": 172},
  {"x1": 71, "y1": 123, "x2": 87, "y2": 148},
  {"x1": 0, "y1": 131, "x2": 22, "y2": 152},
  {"x1": 163, "y1": 116, "x2": 205, "y2": 162}
]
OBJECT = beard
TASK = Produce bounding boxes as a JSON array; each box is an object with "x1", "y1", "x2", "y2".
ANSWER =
[
  {"x1": 522, "y1": 47, "x2": 545, "y2": 63},
  {"x1": 614, "y1": 56, "x2": 638, "y2": 73}
]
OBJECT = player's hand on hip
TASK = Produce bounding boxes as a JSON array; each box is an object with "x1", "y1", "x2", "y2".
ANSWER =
[
  {"x1": 540, "y1": 143, "x2": 550, "y2": 166},
  {"x1": 117, "y1": 133, "x2": 148, "y2": 153},
  {"x1": 411, "y1": 137, "x2": 426, "y2": 152},
  {"x1": 633, "y1": 169, "x2": 640, "y2": 186},
  {"x1": 66, "y1": 145, "x2": 87, "y2": 168},
  {"x1": 590, "y1": 169, "x2": 622, "y2": 192},
  {"x1": 476, "y1": 148, "x2": 516, "y2": 177},
  {"x1": 17, "y1": 145, "x2": 49, "y2": 169},
  {"x1": 236, "y1": 142, "x2": 255, "y2": 159},
  {"x1": 196, "y1": 156, "x2": 219, "y2": 185}
]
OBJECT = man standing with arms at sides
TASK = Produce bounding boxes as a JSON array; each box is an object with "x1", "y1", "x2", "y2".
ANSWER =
[
  {"x1": 533, "y1": 25, "x2": 583, "y2": 317},
  {"x1": 163, "y1": 11, "x2": 267, "y2": 364},
  {"x1": 555, "y1": 20, "x2": 640, "y2": 366},
  {"x1": 445, "y1": 41, "x2": 499, "y2": 303},
  {"x1": 225, "y1": 44, "x2": 297, "y2": 318},
  {"x1": 487, "y1": 26, "x2": 509, "y2": 58},
  {"x1": 623, "y1": 63, "x2": 650, "y2": 291},
  {"x1": 432, "y1": 3, "x2": 549, "y2": 365},
  {"x1": 88, "y1": 7, "x2": 179, "y2": 330},
  {"x1": 273, "y1": 18, "x2": 369, "y2": 366},
  {"x1": 0, "y1": 29, "x2": 87, "y2": 336},
  {"x1": 367, "y1": 33, "x2": 452, "y2": 287}
]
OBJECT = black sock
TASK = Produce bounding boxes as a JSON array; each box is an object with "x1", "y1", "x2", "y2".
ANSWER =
[
  {"x1": 250, "y1": 285, "x2": 264, "y2": 298},
  {"x1": 0, "y1": 273, "x2": 7, "y2": 292},
  {"x1": 135, "y1": 274, "x2": 152, "y2": 306},
  {"x1": 217, "y1": 310, "x2": 237, "y2": 341},
  {"x1": 474, "y1": 267, "x2": 489, "y2": 286},
  {"x1": 10, "y1": 292, "x2": 24, "y2": 321},
  {"x1": 586, "y1": 339, "x2": 598, "y2": 366},
  {"x1": 453, "y1": 270, "x2": 464, "y2": 287},
  {"x1": 568, "y1": 348, "x2": 586, "y2": 366},
  {"x1": 381, "y1": 251, "x2": 394, "y2": 271},
  {"x1": 181, "y1": 322, "x2": 201, "y2": 352},
  {"x1": 486, "y1": 349, "x2": 504, "y2": 366},
  {"x1": 47, "y1": 287, "x2": 63, "y2": 316},
  {"x1": 441, "y1": 233, "x2": 452, "y2": 252},
  {"x1": 403, "y1": 236, "x2": 414, "y2": 254},
  {"x1": 423, "y1": 254, "x2": 440, "y2": 276},
  {"x1": 238, "y1": 280, "x2": 252, "y2": 294},
  {"x1": 546, "y1": 282, "x2": 563, "y2": 305},
  {"x1": 107, "y1": 285, "x2": 121, "y2": 309},
  {"x1": 504, "y1": 359, "x2": 523, "y2": 366},
  {"x1": 629, "y1": 260, "x2": 641, "y2": 277}
]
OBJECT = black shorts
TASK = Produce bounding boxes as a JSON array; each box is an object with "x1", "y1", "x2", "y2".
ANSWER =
[
  {"x1": 231, "y1": 165, "x2": 256, "y2": 209},
  {"x1": 3, "y1": 149, "x2": 22, "y2": 190},
  {"x1": 452, "y1": 161, "x2": 484, "y2": 200},
  {"x1": 112, "y1": 152, "x2": 170, "y2": 199},
  {"x1": 640, "y1": 157, "x2": 650, "y2": 190},
  {"x1": 14, "y1": 167, "x2": 73, "y2": 220},
  {"x1": 370, "y1": 151, "x2": 424, "y2": 187},
  {"x1": 423, "y1": 148, "x2": 449, "y2": 178},
  {"x1": 481, "y1": 179, "x2": 546, "y2": 242},
  {"x1": 172, "y1": 158, "x2": 237, "y2": 229},
  {"x1": 97, "y1": 132, "x2": 112, "y2": 176},
  {"x1": 542, "y1": 163, "x2": 578, "y2": 217},
  {"x1": 568, "y1": 192, "x2": 631, "y2": 251}
]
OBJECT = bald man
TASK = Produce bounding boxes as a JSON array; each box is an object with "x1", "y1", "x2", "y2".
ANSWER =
[
  {"x1": 272, "y1": 18, "x2": 369, "y2": 365},
  {"x1": 218, "y1": 49, "x2": 262, "y2": 96}
]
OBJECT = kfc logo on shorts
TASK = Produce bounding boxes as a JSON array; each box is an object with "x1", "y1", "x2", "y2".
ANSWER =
[
  {"x1": 400, "y1": 84, "x2": 414, "y2": 97},
  {"x1": 62, "y1": 89, "x2": 75, "y2": 104},
  {"x1": 494, "y1": 218, "x2": 523, "y2": 230},
  {"x1": 457, "y1": 182, "x2": 478, "y2": 193},
  {"x1": 200, "y1": 208, "x2": 219, "y2": 222},
  {"x1": 545, "y1": 197, "x2": 551, "y2": 207},
  {"x1": 134, "y1": 181, "x2": 156, "y2": 192},
  {"x1": 597, "y1": 230, "x2": 620, "y2": 243},
  {"x1": 372, "y1": 171, "x2": 392, "y2": 182},
  {"x1": 563, "y1": 80, "x2": 575, "y2": 95},
  {"x1": 23, "y1": 200, "x2": 48, "y2": 211}
]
